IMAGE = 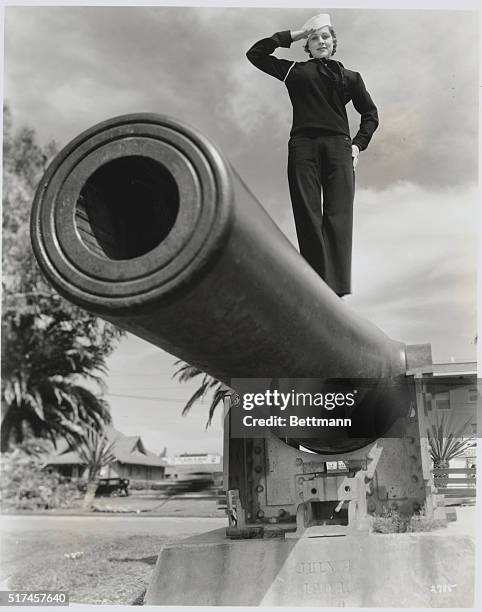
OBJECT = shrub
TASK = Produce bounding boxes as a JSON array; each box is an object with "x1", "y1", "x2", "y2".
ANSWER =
[
  {"x1": 371, "y1": 506, "x2": 447, "y2": 534},
  {"x1": 128, "y1": 479, "x2": 168, "y2": 491},
  {"x1": 0, "y1": 439, "x2": 85, "y2": 511}
]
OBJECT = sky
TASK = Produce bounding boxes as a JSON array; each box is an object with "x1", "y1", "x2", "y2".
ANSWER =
[{"x1": 2, "y1": 2, "x2": 479, "y2": 456}]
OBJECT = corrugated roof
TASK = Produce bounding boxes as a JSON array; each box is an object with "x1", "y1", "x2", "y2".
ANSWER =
[{"x1": 115, "y1": 450, "x2": 166, "y2": 467}]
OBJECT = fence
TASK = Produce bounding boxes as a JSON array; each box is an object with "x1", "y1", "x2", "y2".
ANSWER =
[{"x1": 432, "y1": 467, "x2": 476, "y2": 503}]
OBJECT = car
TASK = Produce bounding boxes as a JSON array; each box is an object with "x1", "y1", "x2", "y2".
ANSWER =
[
  {"x1": 94, "y1": 477, "x2": 130, "y2": 497},
  {"x1": 165, "y1": 474, "x2": 214, "y2": 496}
]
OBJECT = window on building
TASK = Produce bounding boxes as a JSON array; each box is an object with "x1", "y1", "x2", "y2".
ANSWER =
[
  {"x1": 435, "y1": 392, "x2": 451, "y2": 411},
  {"x1": 468, "y1": 388, "x2": 478, "y2": 403}
]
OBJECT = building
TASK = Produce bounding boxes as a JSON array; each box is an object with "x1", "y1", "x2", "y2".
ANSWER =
[
  {"x1": 165, "y1": 452, "x2": 223, "y2": 483},
  {"x1": 418, "y1": 361, "x2": 477, "y2": 469},
  {"x1": 46, "y1": 426, "x2": 167, "y2": 481},
  {"x1": 422, "y1": 362, "x2": 477, "y2": 429}
]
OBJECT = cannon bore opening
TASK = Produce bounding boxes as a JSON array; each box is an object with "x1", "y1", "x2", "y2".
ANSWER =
[{"x1": 75, "y1": 156, "x2": 179, "y2": 260}]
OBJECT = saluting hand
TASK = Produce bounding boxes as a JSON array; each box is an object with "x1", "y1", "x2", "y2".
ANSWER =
[{"x1": 291, "y1": 28, "x2": 317, "y2": 42}]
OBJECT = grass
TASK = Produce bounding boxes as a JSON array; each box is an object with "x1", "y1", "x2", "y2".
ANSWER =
[
  {"x1": 2, "y1": 531, "x2": 161, "y2": 604},
  {"x1": 0, "y1": 509, "x2": 226, "y2": 605}
]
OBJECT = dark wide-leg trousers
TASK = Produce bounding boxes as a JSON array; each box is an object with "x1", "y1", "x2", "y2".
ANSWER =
[{"x1": 287, "y1": 131, "x2": 355, "y2": 297}]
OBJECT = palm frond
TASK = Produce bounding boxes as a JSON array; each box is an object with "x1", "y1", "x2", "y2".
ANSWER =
[
  {"x1": 427, "y1": 411, "x2": 475, "y2": 463},
  {"x1": 173, "y1": 360, "x2": 228, "y2": 425},
  {"x1": 172, "y1": 361, "x2": 204, "y2": 383},
  {"x1": 66, "y1": 424, "x2": 116, "y2": 481},
  {"x1": 206, "y1": 386, "x2": 228, "y2": 428},
  {"x1": 181, "y1": 383, "x2": 211, "y2": 416}
]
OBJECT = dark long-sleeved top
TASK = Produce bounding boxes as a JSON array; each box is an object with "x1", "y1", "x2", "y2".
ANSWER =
[{"x1": 246, "y1": 31, "x2": 379, "y2": 151}]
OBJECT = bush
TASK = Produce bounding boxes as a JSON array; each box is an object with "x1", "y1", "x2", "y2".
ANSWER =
[
  {"x1": 128, "y1": 479, "x2": 168, "y2": 491},
  {"x1": 0, "y1": 440, "x2": 85, "y2": 511},
  {"x1": 371, "y1": 506, "x2": 447, "y2": 534}
]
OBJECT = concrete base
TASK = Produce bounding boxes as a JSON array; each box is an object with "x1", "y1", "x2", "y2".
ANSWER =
[{"x1": 145, "y1": 528, "x2": 474, "y2": 607}]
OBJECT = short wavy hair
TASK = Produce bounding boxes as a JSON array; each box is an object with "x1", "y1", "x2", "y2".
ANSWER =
[{"x1": 304, "y1": 26, "x2": 337, "y2": 57}]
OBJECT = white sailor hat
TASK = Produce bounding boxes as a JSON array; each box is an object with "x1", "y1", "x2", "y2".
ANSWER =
[{"x1": 301, "y1": 13, "x2": 332, "y2": 31}]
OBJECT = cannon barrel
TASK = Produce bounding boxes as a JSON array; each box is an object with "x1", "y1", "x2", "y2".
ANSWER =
[{"x1": 31, "y1": 113, "x2": 406, "y2": 386}]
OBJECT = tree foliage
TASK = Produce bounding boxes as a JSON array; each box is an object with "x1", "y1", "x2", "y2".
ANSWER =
[
  {"x1": 64, "y1": 424, "x2": 116, "y2": 483},
  {"x1": 426, "y1": 412, "x2": 475, "y2": 465},
  {"x1": 1, "y1": 104, "x2": 124, "y2": 451},
  {"x1": 172, "y1": 360, "x2": 227, "y2": 427},
  {"x1": 0, "y1": 438, "x2": 85, "y2": 511}
]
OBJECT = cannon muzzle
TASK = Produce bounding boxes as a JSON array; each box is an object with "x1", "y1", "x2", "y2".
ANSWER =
[{"x1": 31, "y1": 113, "x2": 406, "y2": 385}]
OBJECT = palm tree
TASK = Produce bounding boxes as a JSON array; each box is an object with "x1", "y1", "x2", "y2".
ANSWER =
[
  {"x1": 61, "y1": 424, "x2": 116, "y2": 507},
  {"x1": 1, "y1": 107, "x2": 121, "y2": 452},
  {"x1": 172, "y1": 361, "x2": 228, "y2": 426},
  {"x1": 65, "y1": 424, "x2": 116, "y2": 482},
  {"x1": 1, "y1": 297, "x2": 113, "y2": 451},
  {"x1": 427, "y1": 412, "x2": 475, "y2": 487},
  {"x1": 1, "y1": 375, "x2": 111, "y2": 452}
]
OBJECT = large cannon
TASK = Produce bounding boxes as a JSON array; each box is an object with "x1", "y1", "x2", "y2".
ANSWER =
[
  {"x1": 31, "y1": 113, "x2": 407, "y2": 384},
  {"x1": 30, "y1": 114, "x2": 473, "y2": 607},
  {"x1": 31, "y1": 111, "x2": 432, "y2": 512}
]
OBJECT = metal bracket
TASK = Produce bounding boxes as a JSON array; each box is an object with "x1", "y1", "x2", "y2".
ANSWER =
[{"x1": 287, "y1": 443, "x2": 383, "y2": 538}]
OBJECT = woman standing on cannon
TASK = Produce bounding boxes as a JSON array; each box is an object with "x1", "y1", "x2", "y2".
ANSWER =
[{"x1": 246, "y1": 14, "x2": 378, "y2": 298}]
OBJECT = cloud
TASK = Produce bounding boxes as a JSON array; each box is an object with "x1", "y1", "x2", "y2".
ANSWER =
[
  {"x1": 4, "y1": 6, "x2": 477, "y2": 374},
  {"x1": 347, "y1": 181, "x2": 477, "y2": 359},
  {"x1": 219, "y1": 60, "x2": 291, "y2": 139},
  {"x1": 4, "y1": 6, "x2": 478, "y2": 192},
  {"x1": 341, "y1": 10, "x2": 479, "y2": 188},
  {"x1": 4, "y1": 5, "x2": 477, "y2": 455}
]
